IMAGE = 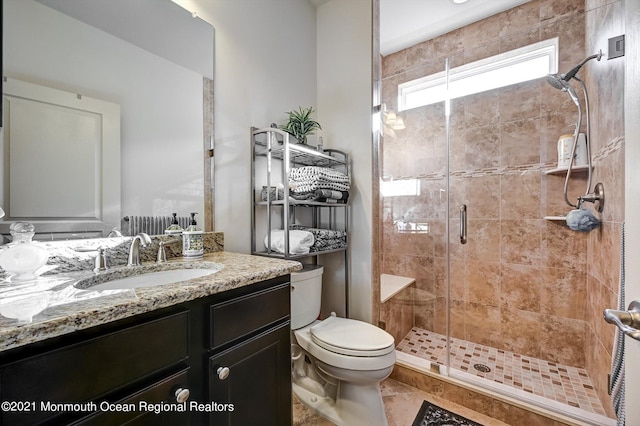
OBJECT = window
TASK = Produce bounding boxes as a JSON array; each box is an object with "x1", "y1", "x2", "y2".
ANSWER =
[
  {"x1": 380, "y1": 178, "x2": 420, "y2": 197},
  {"x1": 398, "y1": 37, "x2": 558, "y2": 111}
]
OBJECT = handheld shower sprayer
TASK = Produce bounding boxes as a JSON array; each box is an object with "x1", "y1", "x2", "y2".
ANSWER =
[
  {"x1": 545, "y1": 75, "x2": 580, "y2": 106},
  {"x1": 546, "y1": 51, "x2": 603, "y2": 88},
  {"x1": 545, "y1": 50, "x2": 603, "y2": 106},
  {"x1": 545, "y1": 50, "x2": 605, "y2": 231}
]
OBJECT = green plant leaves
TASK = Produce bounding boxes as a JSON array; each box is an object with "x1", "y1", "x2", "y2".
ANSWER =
[{"x1": 280, "y1": 106, "x2": 321, "y2": 143}]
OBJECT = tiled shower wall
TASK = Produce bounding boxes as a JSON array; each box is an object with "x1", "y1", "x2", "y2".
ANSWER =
[
  {"x1": 380, "y1": 0, "x2": 623, "y2": 417},
  {"x1": 583, "y1": 0, "x2": 625, "y2": 418}
]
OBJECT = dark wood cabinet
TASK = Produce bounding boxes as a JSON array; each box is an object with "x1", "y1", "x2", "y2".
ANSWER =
[
  {"x1": 0, "y1": 275, "x2": 292, "y2": 426},
  {"x1": 208, "y1": 322, "x2": 291, "y2": 426}
]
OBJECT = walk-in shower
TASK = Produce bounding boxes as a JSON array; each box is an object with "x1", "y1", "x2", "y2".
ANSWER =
[{"x1": 376, "y1": 1, "x2": 624, "y2": 425}]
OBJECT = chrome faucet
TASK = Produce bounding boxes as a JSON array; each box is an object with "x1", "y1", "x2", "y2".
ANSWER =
[
  {"x1": 156, "y1": 239, "x2": 181, "y2": 264},
  {"x1": 94, "y1": 247, "x2": 109, "y2": 273},
  {"x1": 107, "y1": 229, "x2": 123, "y2": 237},
  {"x1": 127, "y1": 233, "x2": 152, "y2": 267}
]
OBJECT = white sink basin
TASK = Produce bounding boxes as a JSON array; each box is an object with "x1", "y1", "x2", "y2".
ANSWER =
[{"x1": 74, "y1": 262, "x2": 222, "y2": 291}]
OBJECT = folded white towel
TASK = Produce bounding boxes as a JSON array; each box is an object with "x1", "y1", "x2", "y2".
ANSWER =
[{"x1": 264, "y1": 230, "x2": 315, "y2": 255}]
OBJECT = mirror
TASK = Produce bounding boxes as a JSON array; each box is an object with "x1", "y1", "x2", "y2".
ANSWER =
[{"x1": 1, "y1": 0, "x2": 214, "y2": 240}]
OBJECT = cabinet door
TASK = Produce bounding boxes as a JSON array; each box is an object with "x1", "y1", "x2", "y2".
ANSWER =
[{"x1": 208, "y1": 322, "x2": 291, "y2": 426}]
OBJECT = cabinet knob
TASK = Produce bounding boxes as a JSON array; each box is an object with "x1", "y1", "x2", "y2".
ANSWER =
[
  {"x1": 174, "y1": 387, "x2": 190, "y2": 403},
  {"x1": 217, "y1": 366, "x2": 230, "y2": 380}
]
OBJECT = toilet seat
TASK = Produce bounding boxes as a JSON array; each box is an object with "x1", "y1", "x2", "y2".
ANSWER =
[
  {"x1": 294, "y1": 321, "x2": 396, "y2": 371},
  {"x1": 310, "y1": 316, "x2": 395, "y2": 357}
]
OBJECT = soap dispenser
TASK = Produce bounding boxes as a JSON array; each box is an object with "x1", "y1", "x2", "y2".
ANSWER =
[
  {"x1": 165, "y1": 213, "x2": 184, "y2": 235},
  {"x1": 182, "y1": 213, "x2": 204, "y2": 258},
  {"x1": 0, "y1": 222, "x2": 50, "y2": 281}
]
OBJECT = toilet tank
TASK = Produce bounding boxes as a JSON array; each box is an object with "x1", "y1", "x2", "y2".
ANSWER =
[{"x1": 290, "y1": 265, "x2": 323, "y2": 330}]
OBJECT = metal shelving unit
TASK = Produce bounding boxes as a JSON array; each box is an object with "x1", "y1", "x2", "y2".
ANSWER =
[{"x1": 250, "y1": 127, "x2": 350, "y2": 315}]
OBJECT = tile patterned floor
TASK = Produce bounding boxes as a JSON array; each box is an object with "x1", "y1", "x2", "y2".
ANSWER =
[
  {"x1": 293, "y1": 378, "x2": 510, "y2": 426},
  {"x1": 396, "y1": 327, "x2": 607, "y2": 416}
]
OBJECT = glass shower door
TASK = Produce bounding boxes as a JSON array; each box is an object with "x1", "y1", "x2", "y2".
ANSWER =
[
  {"x1": 378, "y1": 58, "x2": 449, "y2": 371},
  {"x1": 445, "y1": 80, "x2": 504, "y2": 379}
]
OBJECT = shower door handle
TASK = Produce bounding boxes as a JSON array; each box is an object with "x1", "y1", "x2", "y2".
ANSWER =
[
  {"x1": 459, "y1": 204, "x2": 467, "y2": 244},
  {"x1": 604, "y1": 300, "x2": 640, "y2": 341}
]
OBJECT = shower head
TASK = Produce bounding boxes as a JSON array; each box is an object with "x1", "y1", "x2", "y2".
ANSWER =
[
  {"x1": 545, "y1": 50, "x2": 604, "y2": 92},
  {"x1": 546, "y1": 73, "x2": 580, "y2": 107},
  {"x1": 546, "y1": 73, "x2": 568, "y2": 90}
]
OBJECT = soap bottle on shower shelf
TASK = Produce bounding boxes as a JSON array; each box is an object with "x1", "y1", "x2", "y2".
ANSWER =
[
  {"x1": 0, "y1": 222, "x2": 50, "y2": 281},
  {"x1": 165, "y1": 213, "x2": 183, "y2": 235},
  {"x1": 182, "y1": 213, "x2": 204, "y2": 258},
  {"x1": 557, "y1": 132, "x2": 587, "y2": 168}
]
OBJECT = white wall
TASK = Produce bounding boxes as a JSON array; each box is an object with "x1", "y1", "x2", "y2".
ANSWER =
[
  {"x1": 3, "y1": 0, "x2": 205, "y2": 226},
  {"x1": 316, "y1": 0, "x2": 373, "y2": 321},
  {"x1": 182, "y1": 0, "x2": 373, "y2": 321},
  {"x1": 183, "y1": 0, "x2": 318, "y2": 254}
]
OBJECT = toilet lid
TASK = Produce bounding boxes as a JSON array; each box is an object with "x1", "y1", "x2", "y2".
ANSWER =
[{"x1": 310, "y1": 316, "x2": 395, "y2": 357}]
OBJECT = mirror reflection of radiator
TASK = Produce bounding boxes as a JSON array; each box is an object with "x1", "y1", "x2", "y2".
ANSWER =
[{"x1": 122, "y1": 216, "x2": 190, "y2": 236}]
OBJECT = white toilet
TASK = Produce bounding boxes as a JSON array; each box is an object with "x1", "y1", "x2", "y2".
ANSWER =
[{"x1": 290, "y1": 266, "x2": 396, "y2": 426}]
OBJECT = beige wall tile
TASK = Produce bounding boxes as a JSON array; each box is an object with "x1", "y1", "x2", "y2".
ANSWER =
[
  {"x1": 541, "y1": 221, "x2": 588, "y2": 269},
  {"x1": 463, "y1": 15, "x2": 501, "y2": 48},
  {"x1": 500, "y1": 118, "x2": 542, "y2": 166},
  {"x1": 381, "y1": 287, "x2": 415, "y2": 344},
  {"x1": 466, "y1": 175, "x2": 501, "y2": 219},
  {"x1": 464, "y1": 301, "x2": 503, "y2": 346},
  {"x1": 501, "y1": 263, "x2": 542, "y2": 312},
  {"x1": 500, "y1": 172, "x2": 543, "y2": 220},
  {"x1": 465, "y1": 260, "x2": 501, "y2": 306},
  {"x1": 500, "y1": 307, "x2": 546, "y2": 358},
  {"x1": 540, "y1": 13, "x2": 586, "y2": 66},
  {"x1": 499, "y1": 27, "x2": 541, "y2": 53},
  {"x1": 542, "y1": 315, "x2": 587, "y2": 365},
  {"x1": 540, "y1": 267, "x2": 587, "y2": 320},
  {"x1": 498, "y1": 1, "x2": 541, "y2": 38},
  {"x1": 500, "y1": 219, "x2": 542, "y2": 266},
  {"x1": 540, "y1": 0, "x2": 585, "y2": 22}
]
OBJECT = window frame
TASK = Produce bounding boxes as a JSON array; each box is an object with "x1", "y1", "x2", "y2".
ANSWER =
[{"x1": 398, "y1": 37, "x2": 559, "y2": 111}]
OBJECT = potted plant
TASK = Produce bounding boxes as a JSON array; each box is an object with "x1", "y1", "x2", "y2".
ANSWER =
[{"x1": 280, "y1": 106, "x2": 322, "y2": 145}]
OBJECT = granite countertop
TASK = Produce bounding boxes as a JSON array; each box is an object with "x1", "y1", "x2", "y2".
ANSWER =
[{"x1": 0, "y1": 252, "x2": 302, "y2": 353}]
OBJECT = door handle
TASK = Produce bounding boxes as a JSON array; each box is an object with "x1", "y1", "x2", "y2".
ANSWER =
[
  {"x1": 604, "y1": 300, "x2": 640, "y2": 341},
  {"x1": 459, "y1": 205, "x2": 467, "y2": 244}
]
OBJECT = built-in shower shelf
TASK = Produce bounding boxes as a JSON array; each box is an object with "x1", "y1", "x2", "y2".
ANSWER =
[
  {"x1": 544, "y1": 165, "x2": 590, "y2": 175},
  {"x1": 544, "y1": 216, "x2": 567, "y2": 221}
]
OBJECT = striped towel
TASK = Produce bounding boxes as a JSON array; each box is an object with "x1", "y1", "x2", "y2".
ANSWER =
[
  {"x1": 610, "y1": 222, "x2": 625, "y2": 426},
  {"x1": 289, "y1": 166, "x2": 350, "y2": 193}
]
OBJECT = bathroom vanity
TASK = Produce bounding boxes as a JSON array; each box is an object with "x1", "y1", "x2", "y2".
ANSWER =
[{"x1": 0, "y1": 252, "x2": 300, "y2": 426}]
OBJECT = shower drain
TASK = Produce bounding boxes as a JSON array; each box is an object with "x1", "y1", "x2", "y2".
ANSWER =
[{"x1": 473, "y1": 363, "x2": 491, "y2": 373}]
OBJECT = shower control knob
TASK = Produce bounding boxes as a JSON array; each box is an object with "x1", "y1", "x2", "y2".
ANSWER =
[
  {"x1": 174, "y1": 387, "x2": 190, "y2": 403},
  {"x1": 217, "y1": 366, "x2": 230, "y2": 380},
  {"x1": 604, "y1": 300, "x2": 640, "y2": 341}
]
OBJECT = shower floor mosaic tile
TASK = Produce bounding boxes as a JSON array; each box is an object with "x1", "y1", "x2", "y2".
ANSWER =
[{"x1": 396, "y1": 327, "x2": 607, "y2": 416}]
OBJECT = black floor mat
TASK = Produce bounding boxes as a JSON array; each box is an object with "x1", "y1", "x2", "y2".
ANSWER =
[{"x1": 411, "y1": 400, "x2": 483, "y2": 426}]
